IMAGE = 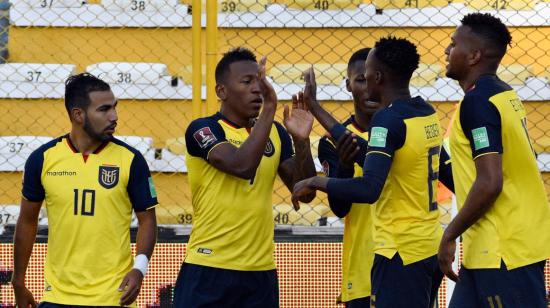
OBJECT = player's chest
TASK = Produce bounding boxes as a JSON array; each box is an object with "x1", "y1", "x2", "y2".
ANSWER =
[{"x1": 41, "y1": 154, "x2": 129, "y2": 198}]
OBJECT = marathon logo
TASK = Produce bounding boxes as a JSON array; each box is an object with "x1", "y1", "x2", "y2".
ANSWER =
[
  {"x1": 46, "y1": 170, "x2": 77, "y2": 176},
  {"x1": 98, "y1": 165, "x2": 119, "y2": 189}
]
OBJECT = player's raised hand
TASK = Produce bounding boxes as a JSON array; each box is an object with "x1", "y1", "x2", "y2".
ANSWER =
[
  {"x1": 258, "y1": 56, "x2": 277, "y2": 108},
  {"x1": 284, "y1": 92, "x2": 313, "y2": 140},
  {"x1": 118, "y1": 268, "x2": 144, "y2": 306},
  {"x1": 302, "y1": 67, "x2": 321, "y2": 111},
  {"x1": 336, "y1": 131, "x2": 359, "y2": 169},
  {"x1": 438, "y1": 237, "x2": 459, "y2": 282},
  {"x1": 12, "y1": 284, "x2": 37, "y2": 308}
]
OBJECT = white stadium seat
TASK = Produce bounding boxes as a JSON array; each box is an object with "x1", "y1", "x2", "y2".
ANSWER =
[
  {"x1": 0, "y1": 63, "x2": 75, "y2": 83},
  {"x1": 86, "y1": 62, "x2": 168, "y2": 85},
  {"x1": 0, "y1": 136, "x2": 53, "y2": 171},
  {"x1": 0, "y1": 63, "x2": 75, "y2": 98},
  {"x1": 150, "y1": 148, "x2": 186, "y2": 172},
  {"x1": 114, "y1": 135, "x2": 153, "y2": 155},
  {"x1": 9, "y1": 0, "x2": 86, "y2": 8}
]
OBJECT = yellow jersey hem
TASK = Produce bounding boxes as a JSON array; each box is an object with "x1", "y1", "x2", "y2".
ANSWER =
[{"x1": 184, "y1": 258, "x2": 276, "y2": 272}]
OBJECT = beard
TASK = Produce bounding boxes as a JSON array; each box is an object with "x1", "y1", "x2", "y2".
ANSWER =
[{"x1": 83, "y1": 116, "x2": 112, "y2": 143}]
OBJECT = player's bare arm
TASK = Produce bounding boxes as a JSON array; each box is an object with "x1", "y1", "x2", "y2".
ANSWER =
[
  {"x1": 278, "y1": 93, "x2": 316, "y2": 207},
  {"x1": 301, "y1": 68, "x2": 339, "y2": 132},
  {"x1": 119, "y1": 208, "x2": 157, "y2": 305},
  {"x1": 208, "y1": 56, "x2": 277, "y2": 180},
  {"x1": 12, "y1": 198, "x2": 42, "y2": 308},
  {"x1": 438, "y1": 154, "x2": 502, "y2": 282}
]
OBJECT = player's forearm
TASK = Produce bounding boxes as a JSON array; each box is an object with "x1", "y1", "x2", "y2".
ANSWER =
[
  {"x1": 135, "y1": 210, "x2": 157, "y2": 260},
  {"x1": 291, "y1": 138, "x2": 317, "y2": 202},
  {"x1": 442, "y1": 176, "x2": 501, "y2": 242},
  {"x1": 308, "y1": 101, "x2": 339, "y2": 133},
  {"x1": 11, "y1": 220, "x2": 38, "y2": 286},
  {"x1": 230, "y1": 104, "x2": 277, "y2": 178}
]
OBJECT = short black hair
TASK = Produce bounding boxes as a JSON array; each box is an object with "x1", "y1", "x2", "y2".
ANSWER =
[
  {"x1": 215, "y1": 47, "x2": 257, "y2": 83},
  {"x1": 373, "y1": 36, "x2": 419, "y2": 80},
  {"x1": 347, "y1": 47, "x2": 371, "y2": 71},
  {"x1": 64, "y1": 73, "x2": 111, "y2": 117},
  {"x1": 461, "y1": 13, "x2": 512, "y2": 57}
]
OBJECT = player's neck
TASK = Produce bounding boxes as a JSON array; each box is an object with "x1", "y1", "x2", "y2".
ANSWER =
[
  {"x1": 380, "y1": 87, "x2": 410, "y2": 108},
  {"x1": 219, "y1": 108, "x2": 250, "y2": 128},
  {"x1": 460, "y1": 66, "x2": 498, "y2": 92},
  {"x1": 69, "y1": 129, "x2": 104, "y2": 155},
  {"x1": 352, "y1": 110, "x2": 371, "y2": 131}
]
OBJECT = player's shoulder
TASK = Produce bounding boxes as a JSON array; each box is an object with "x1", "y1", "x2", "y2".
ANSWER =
[
  {"x1": 110, "y1": 137, "x2": 143, "y2": 158},
  {"x1": 187, "y1": 114, "x2": 224, "y2": 131},
  {"x1": 29, "y1": 135, "x2": 65, "y2": 159},
  {"x1": 466, "y1": 75, "x2": 513, "y2": 103}
]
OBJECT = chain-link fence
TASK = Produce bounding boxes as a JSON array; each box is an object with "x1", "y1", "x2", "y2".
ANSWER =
[
  {"x1": 0, "y1": 0, "x2": 548, "y2": 306},
  {"x1": 0, "y1": 0, "x2": 549, "y2": 229}
]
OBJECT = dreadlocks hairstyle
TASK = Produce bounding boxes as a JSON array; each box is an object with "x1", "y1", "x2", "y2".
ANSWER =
[
  {"x1": 347, "y1": 47, "x2": 372, "y2": 72},
  {"x1": 461, "y1": 13, "x2": 512, "y2": 58},
  {"x1": 215, "y1": 47, "x2": 257, "y2": 83},
  {"x1": 64, "y1": 73, "x2": 111, "y2": 117},
  {"x1": 373, "y1": 36, "x2": 420, "y2": 81}
]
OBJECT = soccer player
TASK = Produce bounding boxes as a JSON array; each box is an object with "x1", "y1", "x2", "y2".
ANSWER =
[
  {"x1": 293, "y1": 37, "x2": 453, "y2": 308},
  {"x1": 315, "y1": 47, "x2": 380, "y2": 307},
  {"x1": 438, "y1": 13, "x2": 550, "y2": 307},
  {"x1": 173, "y1": 47, "x2": 316, "y2": 307},
  {"x1": 11, "y1": 73, "x2": 158, "y2": 307}
]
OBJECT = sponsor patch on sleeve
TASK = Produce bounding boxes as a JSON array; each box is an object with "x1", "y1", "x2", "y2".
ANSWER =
[
  {"x1": 368, "y1": 127, "x2": 388, "y2": 148},
  {"x1": 148, "y1": 177, "x2": 157, "y2": 198},
  {"x1": 472, "y1": 127, "x2": 490, "y2": 150},
  {"x1": 321, "y1": 160, "x2": 330, "y2": 176},
  {"x1": 193, "y1": 127, "x2": 217, "y2": 149}
]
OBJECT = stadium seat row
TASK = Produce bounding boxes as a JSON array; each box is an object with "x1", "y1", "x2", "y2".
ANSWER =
[
  {"x1": 10, "y1": 0, "x2": 550, "y2": 27},
  {"x1": 0, "y1": 62, "x2": 549, "y2": 101},
  {"x1": 10, "y1": 0, "x2": 545, "y2": 12},
  {"x1": 2, "y1": 135, "x2": 550, "y2": 173}
]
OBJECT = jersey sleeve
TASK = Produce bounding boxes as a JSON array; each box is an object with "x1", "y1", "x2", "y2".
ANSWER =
[
  {"x1": 127, "y1": 151, "x2": 158, "y2": 212},
  {"x1": 185, "y1": 118, "x2": 227, "y2": 161},
  {"x1": 459, "y1": 94, "x2": 503, "y2": 159},
  {"x1": 22, "y1": 149, "x2": 45, "y2": 202},
  {"x1": 274, "y1": 121, "x2": 294, "y2": 163},
  {"x1": 366, "y1": 110, "x2": 406, "y2": 158},
  {"x1": 317, "y1": 136, "x2": 338, "y2": 177}
]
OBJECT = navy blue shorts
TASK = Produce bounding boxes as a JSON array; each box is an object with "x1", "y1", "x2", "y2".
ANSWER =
[
  {"x1": 345, "y1": 296, "x2": 370, "y2": 308},
  {"x1": 449, "y1": 260, "x2": 547, "y2": 308},
  {"x1": 38, "y1": 303, "x2": 121, "y2": 308},
  {"x1": 173, "y1": 262, "x2": 279, "y2": 308},
  {"x1": 370, "y1": 253, "x2": 442, "y2": 308}
]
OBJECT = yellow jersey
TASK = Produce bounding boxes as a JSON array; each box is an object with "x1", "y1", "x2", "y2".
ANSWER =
[
  {"x1": 185, "y1": 112, "x2": 293, "y2": 271},
  {"x1": 22, "y1": 135, "x2": 158, "y2": 306},
  {"x1": 450, "y1": 74, "x2": 550, "y2": 269},
  {"x1": 318, "y1": 116, "x2": 374, "y2": 302},
  {"x1": 366, "y1": 97, "x2": 443, "y2": 265}
]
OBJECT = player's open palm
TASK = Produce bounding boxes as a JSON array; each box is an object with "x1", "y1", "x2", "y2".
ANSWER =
[
  {"x1": 257, "y1": 56, "x2": 277, "y2": 108},
  {"x1": 284, "y1": 93, "x2": 313, "y2": 140},
  {"x1": 13, "y1": 285, "x2": 37, "y2": 308},
  {"x1": 118, "y1": 268, "x2": 144, "y2": 306},
  {"x1": 302, "y1": 67, "x2": 321, "y2": 111}
]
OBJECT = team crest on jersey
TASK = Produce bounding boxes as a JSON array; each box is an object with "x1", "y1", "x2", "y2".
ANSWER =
[
  {"x1": 98, "y1": 165, "x2": 119, "y2": 189},
  {"x1": 193, "y1": 127, "x2": 217, "y2": 149},
  {"x1": 264, "y1": 139, "x2": 275, "y2": 157}
]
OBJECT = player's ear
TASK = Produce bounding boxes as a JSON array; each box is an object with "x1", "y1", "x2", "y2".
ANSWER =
[
  {"x1": 71, "y1": 108, "x2": 84, "y2": 124},
  {"x1": 345, "y1": 78, "x2": 351, "y2": 92},
  {"x1": 375, "y1": 70, "x2": 383, "y2": 85},
  {"x1": 469, "y1": 49, "x2": 482, "y2": 66},
  {"x1": 216, "y1": 84, "x2": 226, "y2": 100}
]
